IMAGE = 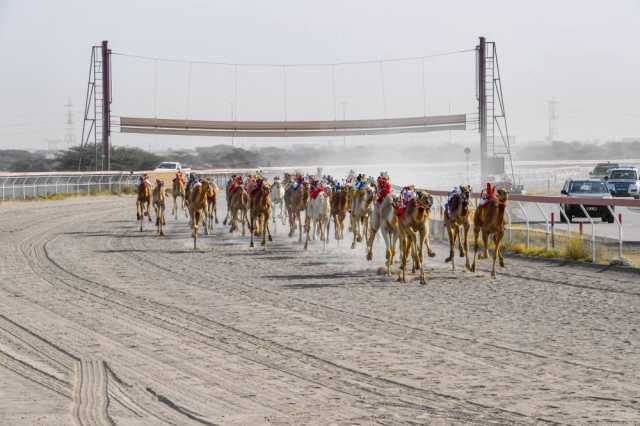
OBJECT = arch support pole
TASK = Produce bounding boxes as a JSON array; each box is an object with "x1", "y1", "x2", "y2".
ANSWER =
[{"x1": 478, "y1": 36, "x2": 487, "y2": 184}]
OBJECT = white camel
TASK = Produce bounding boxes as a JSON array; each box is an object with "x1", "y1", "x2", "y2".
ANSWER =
[
  {"x1": 304, "y1": 189, "x2": 331, "y2": 251},
  {"x1": 367, "y1": 192, "x2": 398, "y2": 276},
  {"x1": 270, "y1": 179, "x2": 286, "y2": 227}
]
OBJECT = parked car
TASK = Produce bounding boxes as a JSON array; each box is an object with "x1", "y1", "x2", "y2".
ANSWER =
[
  {"x1": 606, "y1": 167, "x2": 640, "y2": 199},
  {"x1": 560, "y1": 179, "x2": 614, "y2": 223},
  {"x1": 153, "y1": 162, "x2": 190, "y2": 174},
  {"x1": 588, "y1": 162, "x2": 619, "y2": 179}
]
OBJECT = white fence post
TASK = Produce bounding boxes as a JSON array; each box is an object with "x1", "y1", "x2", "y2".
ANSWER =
[{"x1": 578, "y1": 204, "x2": 596, "y2": 263}]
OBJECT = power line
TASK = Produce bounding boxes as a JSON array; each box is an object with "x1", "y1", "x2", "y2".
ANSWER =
[{"x1": 110, "y1": 48, "x2": 475, "y2": 68}]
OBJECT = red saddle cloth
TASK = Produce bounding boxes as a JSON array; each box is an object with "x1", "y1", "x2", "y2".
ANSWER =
[
  {"x1": 394, "y1": 206, "x2": 406, "y2": 217},
  {"x1": 310, "y1": 187, "x2": 324, "y2": 200},
  {"x1": 376, "y1": 182, "x2": 392, "y2": 203},
  {"x1": 229, "y1": 183, "x2": 242, "y2": 194}
]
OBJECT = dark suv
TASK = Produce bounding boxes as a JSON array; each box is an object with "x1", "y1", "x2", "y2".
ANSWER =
[{"x1": 560, "y1": 179, "x2": 614, "y2": 223}]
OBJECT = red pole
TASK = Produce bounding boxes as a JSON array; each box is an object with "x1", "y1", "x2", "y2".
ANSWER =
[{"x1": 550, "y1": 212, "x2": 555, "y2": 248}]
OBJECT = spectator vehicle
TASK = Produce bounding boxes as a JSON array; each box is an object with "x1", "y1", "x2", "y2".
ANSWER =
[
  {"x1": 606, "y1": 167, "x2": 640, "y2": 199},
  {"x1": 560, "y1": 179, "x2": 614, "y2": 223},
  {"x1": 153, "y1": 162, "x2": 190, "y2": 173},
  {"x1": 588, "y1": 162, "x2": 619, "y2": 179}
]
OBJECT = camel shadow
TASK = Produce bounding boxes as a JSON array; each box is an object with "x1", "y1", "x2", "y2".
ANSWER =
[
  {"x1": 280, "y1": 282, "x2": 346, "y2": 290},
  {"x1": 264, "y1": 271, "x2": 365, "y2": 281}
]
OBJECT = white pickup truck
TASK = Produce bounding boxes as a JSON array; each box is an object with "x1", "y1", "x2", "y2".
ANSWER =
[{"x1": 153, "y1": 162, "x2": 191, "y2": 174}]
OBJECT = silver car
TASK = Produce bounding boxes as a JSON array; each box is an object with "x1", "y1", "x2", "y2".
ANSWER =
[{"x1": 560, "y1": 179, "x2": 614, "y2": 223}]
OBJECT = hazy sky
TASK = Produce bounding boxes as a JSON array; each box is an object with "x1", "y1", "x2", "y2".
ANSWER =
[{"x1": 1, "y1": 0, "x2": 639, "y2": 151}]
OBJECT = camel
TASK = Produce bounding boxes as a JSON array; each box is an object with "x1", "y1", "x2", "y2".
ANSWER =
[
  {"x1": 330, "y1": 186, "x2": 349, "y2": 241},
  {"x1": 136, "y1": 179, "x2": 152, "y2": 232},
  {"x1": 304, "y1": 187, "x2": 331, "y2": 250},
  {"x1": 171, "y1": 174, "x2": 187, "y2": 219},
  {"x1": 152, "y1": 180, "x2": 167, "y2": 236},
  {"x1": 350, "y1": 185, "x2": 374, "y2": 249},
  {"x1": 444, "y1": 185, "x2": 472, "y2": 271},
  {"x1": 396, "y1": 191, "x2": 435, "y2": 285},
  {"x1": 228, "y1": 183, "x2": 249, "y2": 236},
  {"x1": 367, "y1": 191, "x2": 399, "y2": 276},
  {"x1": 270, "y1": 179, "x2": 286, "y2": 227},
  {"x1": 284, "y1": 181, "x2": 309, "y2": 242},
  {"x1": 471, "y1": 188, "x2": 509, "y2": 278},
  {"x1": 206, "y1": 180, "x2": 219, "y2": 232},
  {"x1": 249, "y1": 183, "x2": 273, "y2": 248},
  {"x1": 188, "y1": 179, "x2": 210, "y2": 249}
]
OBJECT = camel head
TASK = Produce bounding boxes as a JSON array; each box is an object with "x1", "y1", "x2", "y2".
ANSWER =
[
  {"x1": 459, "y1": 185, "x2": 471, "y2": 214},
  {"x1": 496, "y1": 188, "x2": 509, "y2": 204},
  {"x1": 415, "y1": 191, "x2": 433, "y2": 214}
]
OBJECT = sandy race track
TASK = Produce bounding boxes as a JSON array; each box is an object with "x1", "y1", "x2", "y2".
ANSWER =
[{"x1": 1, "y1": 195, "x2": 639, "y2": 425}]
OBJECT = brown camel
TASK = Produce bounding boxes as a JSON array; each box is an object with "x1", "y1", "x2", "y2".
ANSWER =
[
  {"x1": 471, "y1": 188, "x2": 509, "y2": 278},
  {"x1": 284, "y1": 182, "x2": 309, "y2": 242},
  {"x1": 189, "y1": 180, "x2": 210, "y2": 249},
  {"x1": 171, "y1": 175, "x2": 187, "y2": 219},
  {"x1": 330, "y1": 186, "x2": 350, "y2": 241},
  {"x1": 444, "y1": 185, "x2": 472, "y2": 271},
  {"x1": 249, "y1": 183, "x2": 273, "y2": 248},
  {"x1": 350, "y1": 185, "x2": 374, "y2": 249},
  {"x1": 206, "y1": 180, "x2": 219, "y2": 232},
  {"x1": 136, "y1": 179, "x2": 152, "y2": 232},
  {"x1": 152, "y1": 180, "x2": 167, "y2": 236},
  {"x1": 228, "y1": 184, "x2": 249, "y2": 236},
  {"x1": 396, "y1": 191, "x2": 435, "y2": 285}
]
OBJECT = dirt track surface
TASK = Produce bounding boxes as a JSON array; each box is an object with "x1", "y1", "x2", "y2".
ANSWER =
[{"x1": 1, "y1": 195, "x2": 639, "y2": 425}]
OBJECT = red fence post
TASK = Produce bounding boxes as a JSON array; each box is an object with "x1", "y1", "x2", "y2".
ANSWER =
[{"x1": 550, "y1": 212, "x2": 555, "y2": 248}]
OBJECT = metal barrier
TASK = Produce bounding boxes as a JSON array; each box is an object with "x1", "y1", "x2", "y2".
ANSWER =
[{"x1": 0, "y1": 172, "x2": 145, "y2": 201}]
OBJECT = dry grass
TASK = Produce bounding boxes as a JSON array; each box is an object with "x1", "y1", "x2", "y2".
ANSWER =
[{"x1": 19, "y1": 187, "x2": 135, "y2": 202}]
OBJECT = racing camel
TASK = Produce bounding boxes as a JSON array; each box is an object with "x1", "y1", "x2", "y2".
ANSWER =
[
  {"x1": 396, "y1": 190, "x2": 435, "y2": 285},
  {"x1": 152, "y1": 179, "x2": 167, "y2": 236},
  {"x1": 284, "y1": 181, "x2": 309, "y2": 242},
  {"x1": 249, "y1": 182, "x2": 273, "y2": 248},
  {"x1": 444, "y1": 185, "x2": 472, "y2": 271},
  {"x1": 471, "y1": 187, "x2": 509, "y2": 278},
  {"x1": 304, "y1": 186, "x2": 331, "y2": 250},
  {"x1": 136, "y1": 176, "x2": 152, "y2": 232},
  {"x1": 171, "y1": 172, "x2": 187, "y2": 219},
  {"x1": 350, "y1": 184, "x2": 375, "y2": 249},
  {"x1": 228, "y1": 181, "x2": 249, "y2": 236},
  {"x1": 189, "y1": 179, "x2": 210, "y2": 249},
  {"x1": 330, "y1": 185, "x2": 349, "y2": 242},
  {"x1": 206, "y1": 180, "x2": 219, "y2": 232},
  {"x1": 367, "y1": 186, "x2": 398, "y2": 276},
  {"x1": 270, "y1": 178, "x2": 286, "y2": 227}
]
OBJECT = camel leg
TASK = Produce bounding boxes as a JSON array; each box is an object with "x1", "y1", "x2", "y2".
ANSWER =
[
  {"x1": 147, "y1": 202, "x2": 152, "y2": 222},
  {"x1": 193, "y1": 212, "x2": 199, "y2": 250},
  {"x1": 298, "y1": 212, "x2": 303, "y2": 243},
  {"x1": 304, "y1": 214, "x2": 310, "y2": 250},
  {"x1": 266, "y1": 214, "x2": 273, "y2": 242},
  {"x1": 481, "y1": 231, "x2": 489, "y2": 259},
  {"x1": 491, "y1": 234, "x2": 499, "y2": 278},
  {"x1": 445, "y1": 224, "x2": 455, "y2": 269},
  {"x1": 214, "y1": 205, "x2": 219, "y2": 224},
  {"x1": 495, "y1": 232, "x2": 505, "y2": 268},
  {"x1": 250, "y1": 214, "x2": 255, "y2": 248},
  {"x1": 241, "y1": 210, "x2": 246, "y2": 236},
  {"x1": 471, "y1": 229, "x2": 480, "y2": 272},
  {"x1": 351, "y1": 216, "x2": 358, "y2": 249},
  {"x1": 463, "y1": 223, "x2": 471, "y2": 271}
]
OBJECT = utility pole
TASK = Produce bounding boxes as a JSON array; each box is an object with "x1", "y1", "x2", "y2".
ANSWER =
[{"x1": 64, "y1": 99, "x2": 75, "y2": 148}]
